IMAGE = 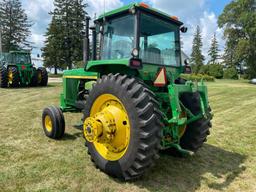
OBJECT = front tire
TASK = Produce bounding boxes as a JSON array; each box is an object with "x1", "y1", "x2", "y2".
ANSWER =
[
  {"x1": 42, "y1": 106, "x2": 65, "y2": 139},
  {"x1": 83, "y1": 74, "x2": 163, "y2": 180},
  {"x1": 30, "y1": 68, "x2": 38, "y2": 87},
  {"x1": 37, "y1": 67, "x2": 48, "y2": 86}
]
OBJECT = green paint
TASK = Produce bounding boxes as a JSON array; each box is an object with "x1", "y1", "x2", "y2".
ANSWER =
[
  {"x1": 63, "y1": 67, "x2": 98, "y2": 77},
  {"x1": 86, "y1": 59, "x2": 130, "y2": 71},
  {"x1": 59, "y1": 3, "x2": 212, "y2": 153},
  {"x1": 60, "y1": 68, "x2": 98, "y2": 111},
  {"x1": 97, "y1": 3, "x2": 135, "y2": 19},
  {"x1": 97, "y1": 2, "x2": 183, "y2": 25}
]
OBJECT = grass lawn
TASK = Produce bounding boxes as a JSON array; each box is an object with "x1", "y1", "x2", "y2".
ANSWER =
[{"x1": 0, "y1": 80, "x2": 255, "y2": 192}]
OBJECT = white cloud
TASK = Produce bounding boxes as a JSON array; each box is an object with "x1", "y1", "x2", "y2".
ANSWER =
[
  {"x1": 147, "y1": 0, "x2": 205, "y2": 21},
  {"x1": 21, "y1": 0, "x2": 225, "y2": 62},
  {"x1": 199, "y1": 11, "x2": 225, "y2": 59},
  {"x1": 30, "y1": 33, "x2": 45, "y2": 49},
  {"x1": 22, "y1": 0, "x2": 54, "y2": 52},
  {"x1": 21, "y1": 0, "x2": 123, "y2": 54},
  {"x1": 23, "y1": 0, "x2": 54, "y2": 21},
  {"x1": 85, "y1": 0, "x2": 123, "y2": 18},
  {"x1": 147, "y1": 0, "x2": 225, "y2": 61}
]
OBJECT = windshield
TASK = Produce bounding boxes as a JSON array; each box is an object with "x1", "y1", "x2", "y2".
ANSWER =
[
  {"x1": 101, "y1": 15, "x2": 135, "y2": 60},
  {"x1": 139, "y1": 14, "x2": 181, "y2": 66},
  {"x1": 11, "y1": 53, "x2": 31, "y2": 64},
  {"x1": 0, "y1": 53, "x2": 9, "y2": 65}
]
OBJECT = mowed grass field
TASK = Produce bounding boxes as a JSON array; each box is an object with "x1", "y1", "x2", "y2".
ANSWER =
[{"x1": 0, "y1": 80, "x2": 256, "y2": 192}]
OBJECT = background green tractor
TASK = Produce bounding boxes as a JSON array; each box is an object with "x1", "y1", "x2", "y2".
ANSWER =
[
  {"x1": 0, "y1": 50, "x2": 48, "y2": 88},
  {"x1": 42, "y1": 3, "x2": 212, "y2": 180}
]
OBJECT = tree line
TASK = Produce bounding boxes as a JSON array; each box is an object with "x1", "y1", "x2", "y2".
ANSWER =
[
  {"x1": 0, "y1": 0, "x2": 87, "y2": 74},
  {"x1": 191, "y1": 0, "x2": 256, "y2": 79},
  {"x1": 0, "y1": 0, "x2": 255, "y2": 77},
  {"x1": 42, "y1": 0, "x2": 88, "y2": 74}
]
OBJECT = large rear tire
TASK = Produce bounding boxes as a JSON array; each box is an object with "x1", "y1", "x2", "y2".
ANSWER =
[
  {"x1": 30, "y1": 68, "x2": 38, "y2": 87},
  {"x1": 8, "y1": 67, "x2": 20, "y2": 87},
  {"x1": 180, "y1": 92, "x2": 212, "y2": 152},
  {"x1": 0, "y1": 66, "x2": 8, "y2": 88},
  {"x1": 83, "y1": 74, "x2": 163, "y2": 180},
  {"x1": 37, "y1": 67, "x2": 48, "y2": 86}
]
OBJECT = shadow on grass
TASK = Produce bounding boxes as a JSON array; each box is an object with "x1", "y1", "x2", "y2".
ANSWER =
[
  {"x1": 1, "y1": 84, "x2": 59, "y2": 90},
  {"x1": 62, "y1": 132, "x2": 83, "y2": 140},
  {"x1": 132, "y1": 144, "x2": 246, "y2": 192}
]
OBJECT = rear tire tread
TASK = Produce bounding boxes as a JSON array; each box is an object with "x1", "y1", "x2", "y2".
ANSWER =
[
  {"x1": 83, "y1": 74, "x2": 164, "y2": 180},
  {"x1": 0, "y1": 66, "x2": 8, "y2": 88}
]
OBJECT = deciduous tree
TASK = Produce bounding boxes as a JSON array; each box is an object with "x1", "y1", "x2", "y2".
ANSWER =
[{"x1": 218, "y1": 0, "x2": 256, "y2": 78}]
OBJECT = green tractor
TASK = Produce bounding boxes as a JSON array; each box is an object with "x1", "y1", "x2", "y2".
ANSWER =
[
  {"x1": 0, "y1": 50, "x2": 48, "y2": 88},
  {"x1": 42, "y1": 3, "x2": 212, "y2": 180}
]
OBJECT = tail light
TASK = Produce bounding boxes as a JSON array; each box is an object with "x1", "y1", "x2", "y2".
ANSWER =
[
  {"x1": 184, "y1": 65, "x2": 192, "y2": 74},
  {"x1": 129, "y1": 58, "x2": 142, "y2": 69}
]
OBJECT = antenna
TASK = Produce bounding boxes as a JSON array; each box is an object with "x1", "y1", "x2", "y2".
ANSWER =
[
  {"x1": 0, "y1": 26, "x2": 2, "y2": 53},
  {"x1": 103, "y1": 0, "x2": 106, "y2": 18}
]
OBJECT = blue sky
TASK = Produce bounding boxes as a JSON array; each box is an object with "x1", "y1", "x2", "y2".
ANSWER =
[{"x1": 21, "y1": 0, "x2": 232, "y2": 59}]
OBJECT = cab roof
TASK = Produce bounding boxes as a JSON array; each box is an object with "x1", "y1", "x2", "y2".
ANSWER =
[{"x1": 96, "y1": 2, "x2": 183, "y2": 26}]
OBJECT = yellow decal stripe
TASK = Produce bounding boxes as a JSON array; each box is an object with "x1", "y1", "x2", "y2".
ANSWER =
[{"x1": 63, "y1": 76, "x2": 98, "y2": 80}]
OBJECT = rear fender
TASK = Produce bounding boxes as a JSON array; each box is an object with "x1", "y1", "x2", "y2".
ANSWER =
[{"x1": 168, "y1": 80, "x2": 210, "y2": 123}]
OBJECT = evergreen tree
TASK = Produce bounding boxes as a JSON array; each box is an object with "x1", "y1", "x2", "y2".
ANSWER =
[
  {"x1": 42, "y1": 0, "x2": 88, "y2": 71},
  {"x1": 222, "y1": 40, "x2": 235, "y2": 68},
  {"x1": 0, "y1": 0, "x2": 32, "y2": 52},
  {"x1": 42, "y1": 16, "x2": 64, "y2": 74},
  {"x1": 208, "y1": 33, "x2": 219, "y2": 65},
  {"x1": 190, "y1": 25, "x2": 205, "y2": 74}
]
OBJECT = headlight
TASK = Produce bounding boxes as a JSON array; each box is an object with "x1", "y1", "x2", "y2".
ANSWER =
[{"x1": 131, "y1": 48, "x2": 139, "y2": 57}]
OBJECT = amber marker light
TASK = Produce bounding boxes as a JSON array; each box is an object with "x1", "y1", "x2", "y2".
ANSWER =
[
  {"x1": 139, "y1": 2, "x2": 150, "y2": 9},
  {"x1": 171, "y1": 16, "x2": 179, "y2": 21}
]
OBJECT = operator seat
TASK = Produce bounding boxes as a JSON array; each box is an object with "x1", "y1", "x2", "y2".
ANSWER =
[{"x1": 144, "y1": 47, "x2": 163, "y2": 64}]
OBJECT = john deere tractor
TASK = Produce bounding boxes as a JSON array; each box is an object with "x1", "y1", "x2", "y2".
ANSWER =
[
  {"x1": 0, "y1": 50, "x2": 48, "y2": 88},
  {"x1": 42, "y1": 3, "x2": 212, "y2": 180}
]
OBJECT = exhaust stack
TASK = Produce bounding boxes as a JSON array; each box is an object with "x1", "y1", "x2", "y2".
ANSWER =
[{"x1": 83, "y1": 16, "x2": 90, "y2": 65}]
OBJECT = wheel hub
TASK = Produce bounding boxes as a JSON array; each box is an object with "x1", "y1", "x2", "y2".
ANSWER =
[
  {"x1": 45, "y1": 115, "x2": 53, "y2": 132},
  {"x1": 83, "y1": 94, "x2": 130, "y2": 161},
  {"x1": 8, "y1": 71, "x2": 13, "y2": 83}
]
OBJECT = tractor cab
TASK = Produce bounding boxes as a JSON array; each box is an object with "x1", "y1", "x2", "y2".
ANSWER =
[
  {"x1": 8, "y1": 51, "x2": 32, "y2": 65},
  {"x1": 0, "y1": 51, "x2": 31, "y2": 66},
  {"x1": 86, "y1": 2, "x2": 187, "y2": 81}
]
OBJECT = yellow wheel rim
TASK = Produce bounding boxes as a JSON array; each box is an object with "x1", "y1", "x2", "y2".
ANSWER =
[
  {"x1": 8, "y1": 70, "x2": 13, "y2": 83},
  {"x1": 45, "y1": 115, "x2": 53, "y2": 132},
  {"x1": 84, "y1": 94, "x2": 130, "y2": 161}
]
